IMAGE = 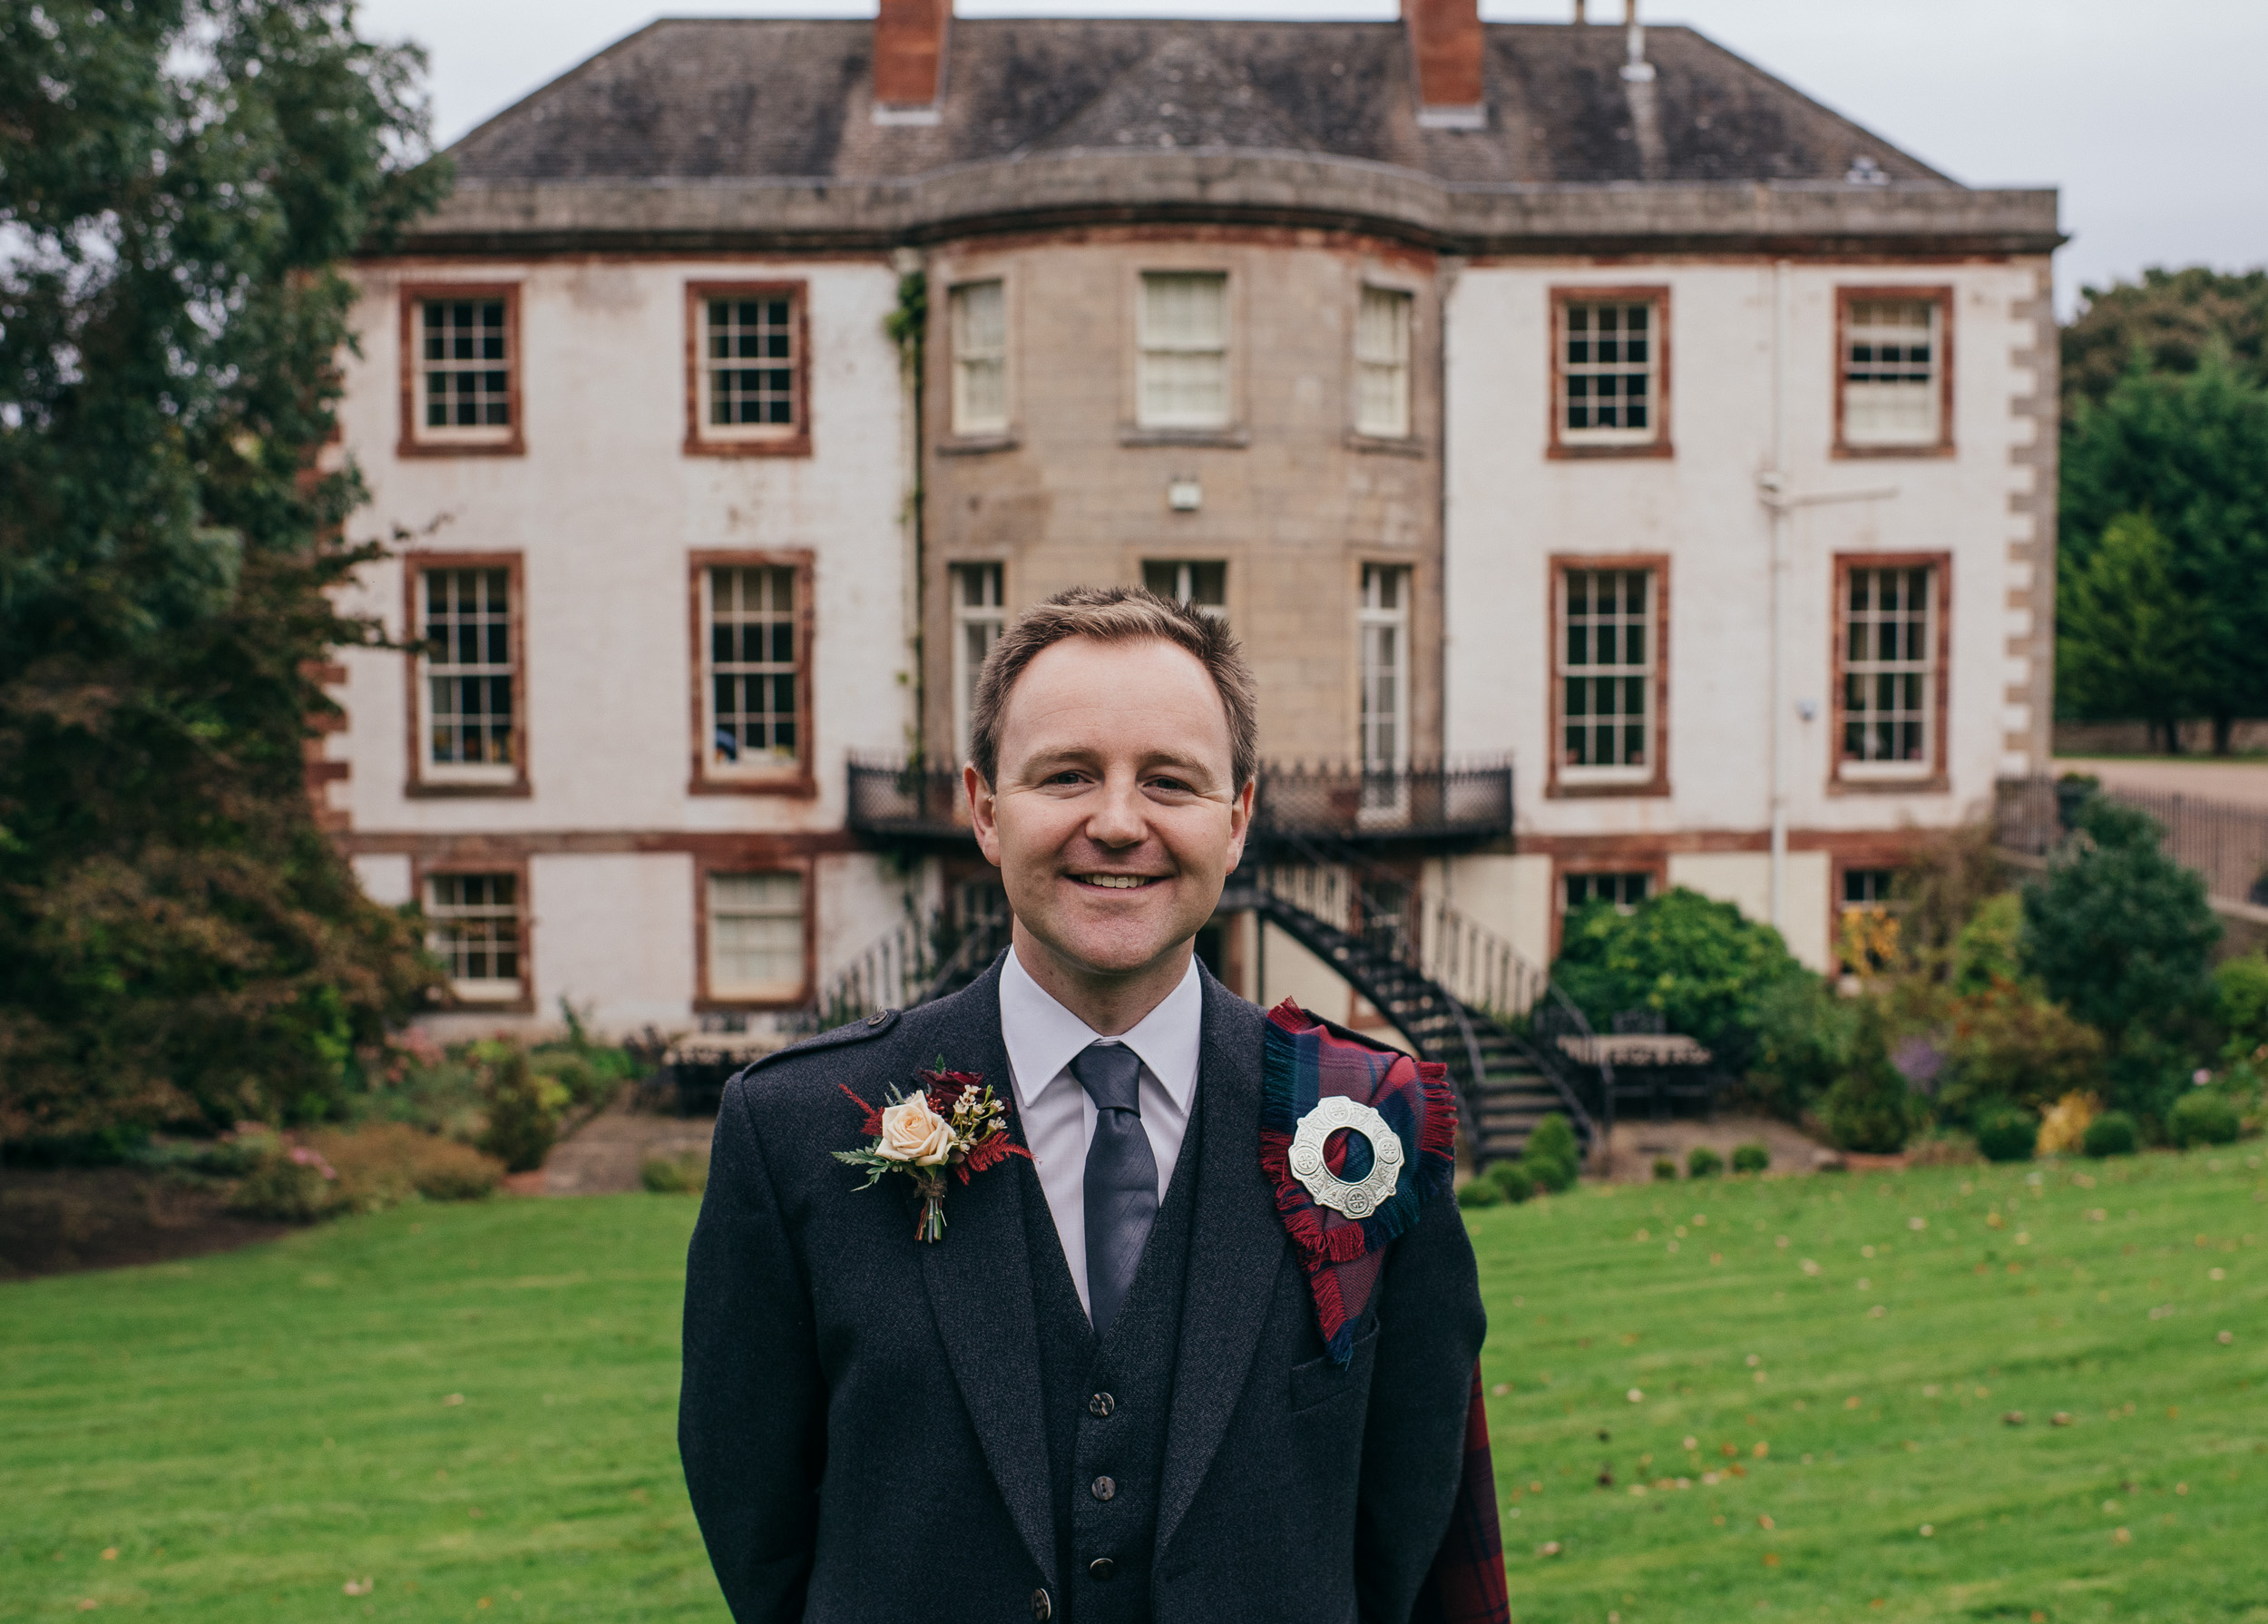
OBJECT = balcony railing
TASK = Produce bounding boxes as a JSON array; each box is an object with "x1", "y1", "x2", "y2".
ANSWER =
[{"x1": 846, "y1": 757, "x2": 1513, "y2": 846}]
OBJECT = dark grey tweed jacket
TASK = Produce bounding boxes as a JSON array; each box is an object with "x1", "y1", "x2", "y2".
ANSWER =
[{"x1": 679, "y1": 956, "x2": 1486, "y2": 1624}]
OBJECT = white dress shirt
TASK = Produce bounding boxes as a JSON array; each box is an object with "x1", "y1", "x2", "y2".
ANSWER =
[{"x1": 999, "y1": 944, "x2": 1203, "y2": 1316}]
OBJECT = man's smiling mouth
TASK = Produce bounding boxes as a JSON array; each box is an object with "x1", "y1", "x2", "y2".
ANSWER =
[{"x1": 1073, "y1": 874, "x2": 1161, "y2": 889}]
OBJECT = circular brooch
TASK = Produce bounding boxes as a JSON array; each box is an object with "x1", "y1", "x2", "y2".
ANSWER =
[{"x1": 1286, "y1": 1095, "x2": 1404, "y2": 1219}]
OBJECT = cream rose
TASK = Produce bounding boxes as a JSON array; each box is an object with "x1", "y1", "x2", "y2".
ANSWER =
[{"x1": 878, "y1": 1092, "x2": 956, "y2": 1165}]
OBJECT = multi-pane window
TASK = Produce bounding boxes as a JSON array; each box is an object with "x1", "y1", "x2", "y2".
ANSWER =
[
  {"x1": 1359, "y1": 565, "x2": 1409, "y2": 776},
  {"x1": 1138, "y1": 271, "x2": 1229, "y2": 429},
  {"x1": 426, "y1": 873, "x2": 522, "y2": 1000},
  {"x1": 1560, "y1": 568, "x2": 1655, "y2": 776},
  {"x1": 703, "y1": 295, "x2": 798, "y2": 435},
  {"x1": 708, "y1": 565, "x2": 801, "y2": 772},
  {"x1": 952, "y1": 563, "x2": 1005, "y2": 764},
  {"x1": 707, "y1": 872, "x2": 805, "y2": 1002},
  {"x1": 419, "y1": 298, "x2": 512, "y2": 438},
  {"x1": 1142, "y1": 561, "x2": 1227, "y2": 617},
  {"x1": 1560, "y1": 298, "x2": 1658, "y2": 445},
  {"x1": 420, "y1": 567, "x2": 515, "y2": 779},
  {"x1": 1843, "y1": 868, "x2": 1896, "y2": 908},
  {"x1": 1565, "y1": 871, "x2": 1653, "y2": 913},
  {"x1": 1843, "y1": 298, "x2": 1942, "y2": 448},
  {"x1": 1355, "y1": 286, "x2": 1413, "y2": 438},
  {"x1": 951, "y1": 280, "x2": 1008, "y2": 435},
  {"x1": 1841, "y1": 565, "x2": 1936, "y2": 774}
]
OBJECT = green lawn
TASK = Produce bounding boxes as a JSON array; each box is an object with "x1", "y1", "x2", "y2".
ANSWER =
[
  {"x1": 1468, "y1": 1150, "x2": 2268, "y2": 1624},
  {"x1": 3, "y1": 1153, "x2": 2263, "y2": 1622}
]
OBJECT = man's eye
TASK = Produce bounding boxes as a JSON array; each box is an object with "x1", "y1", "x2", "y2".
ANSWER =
[
  {"x1": 1148, "y1": 777, "x2": 1193, "y2": 794},
  {"x1": 1045, "y1": 771, "x2": 1087, "y2": 787}
]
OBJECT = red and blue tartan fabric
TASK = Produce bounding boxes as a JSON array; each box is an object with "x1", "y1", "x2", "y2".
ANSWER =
[{"x1": 1259, "y1": 1000, "x2": 1508, "y2": 1624}]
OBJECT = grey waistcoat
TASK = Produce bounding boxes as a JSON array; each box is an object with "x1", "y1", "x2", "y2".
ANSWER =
[{"x1": 1023, "y1": 1104, "x2": 1203, "y2": 1623}]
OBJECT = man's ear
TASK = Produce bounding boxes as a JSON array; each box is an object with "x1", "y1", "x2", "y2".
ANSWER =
[
  {"x1": 1223, "y1": 775, "x2": 1256, "y2": 873},
  {"x1": 965, "y1": 763, "x2": 1003, "y2": 867}
]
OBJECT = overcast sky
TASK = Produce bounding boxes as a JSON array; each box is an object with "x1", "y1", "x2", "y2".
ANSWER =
[{"x1": 355, "y1": 0, "x2": 2268, "y2": 318}]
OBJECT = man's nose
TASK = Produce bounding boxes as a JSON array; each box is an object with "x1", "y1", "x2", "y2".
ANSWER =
[{"x1": 1084, "y1": 776, "x2": 1149, "y2": 847}]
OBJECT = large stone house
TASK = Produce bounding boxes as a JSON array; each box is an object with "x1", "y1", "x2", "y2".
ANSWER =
[{"x1": 326, "y1": 0, "x2": 2058, "y2": 1051}]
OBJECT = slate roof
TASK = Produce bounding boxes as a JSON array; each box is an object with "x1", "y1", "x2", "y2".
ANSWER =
[{"x1": 451, "y1": 17, "x2": 1954, "y2": 191}]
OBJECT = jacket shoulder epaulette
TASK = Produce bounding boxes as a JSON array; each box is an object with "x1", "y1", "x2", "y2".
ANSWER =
[{"x1": 730, "y1": 1008, "x2": 903, "y2": 1091}]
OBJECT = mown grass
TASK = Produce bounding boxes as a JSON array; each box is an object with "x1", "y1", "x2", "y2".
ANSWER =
[
  {"x1": 1, "y1": 1196, "x2": 714, "y2": 1621},
  {"x1": 2, "y1": 1151, "x2": 2263, "y2": 1621},
  {"x1": 1469, "y1": 1149, "x2": 2268, "y2": 1624}
]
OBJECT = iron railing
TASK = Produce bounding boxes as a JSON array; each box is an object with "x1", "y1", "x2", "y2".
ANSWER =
[
  {"x1": 1997, "y1": 777, "x2": 2268, "y2": 907},
  {"x1": 786, "y1": 897, "x2": 1012, "y2": 1036},
  {"x1": 1240, "y1": 836, "x2": 1608, "y2": 1148},
  {"x1": 846, "y1": 756, "x2": 1513, "y2": 845}
]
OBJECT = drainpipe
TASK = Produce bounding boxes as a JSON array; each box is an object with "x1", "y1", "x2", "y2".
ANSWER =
[{"x1": 1766, "y1": 259, "x2": 1791, "y2": 934}]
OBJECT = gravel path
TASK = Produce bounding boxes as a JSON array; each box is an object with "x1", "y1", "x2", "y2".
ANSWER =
[
  {"x1": 2060, "y1": 756, "x2": 2268, "y2": 808},
  {"x1": 543, "y1": 1102, "x2": 716, "y2": 1196}
]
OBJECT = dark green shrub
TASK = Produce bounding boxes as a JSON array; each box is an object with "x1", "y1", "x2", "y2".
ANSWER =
[
  {"x1": 2167, "y1": 1090, "x2": 2242, "y2": 1148},
  {"x1": 1686, "y1": 1145, "x2": 1724, "y2": 1179},
  {"x1": 1975, "y1": 1107, "x2": 2038, "y2": 1163},
  {"x1": 1731, "y1": 1142, "x2": 1769, "y2": 1174},
  {"x1": 2215, "y1": 954, "x2": 2268, "y2": 1056},
  {"x1": 1487, "y1": 1159, "x2": 1535, "y2": 1203},
  {"x1": 2023, "y1": 798, "x2": 2219, "y2": 1113},
  {"x1": 1551, "y1": 888, "x2": 1813, "y2": 1072},
  {"x1": 1652, "y1": 1158, "x2": 1678, "y2": 1181},
  {"x1": 2082, "y1": 1110, "x2": 2139, "y2": 1158},
  {"x1": 1456, "y1": 1177, "x2": 1503, "y2": 1209},
  {"x1": 1822, "y1": 1017, "x2": 1919, "y2": 1153},
  {"x1": 1522, "y1": 1115, "x2": 1582, "y2": 1193},
  {"x1": 1745, "y1": 974, "x2": 1859, "y2": 1120},
  {"x1": 476, "y1": 1045, "x2": 569, "y2": 1173}
]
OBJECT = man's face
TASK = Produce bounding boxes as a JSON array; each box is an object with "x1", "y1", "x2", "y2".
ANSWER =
[{"x1": 968, "y1": 636, "x2": 1251, "y2": 985}]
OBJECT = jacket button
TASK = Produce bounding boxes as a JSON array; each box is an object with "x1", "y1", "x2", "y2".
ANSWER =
[
  {"x1": 1031, "y1": 1589, "x2": 1051, "y2": 1620},
  {"x1": 865, "y1": 1011, "x2": 891, "y2": 1027},
  {"x1": 1088, "y1": 1392, "x2": 1115, "y2": 1418},
  {"x1": 1089, "y1": 1558, "x2": 1117, "y2": 1581},
  {"x1": 1090, "y1": 1474, "x2": 1117, "y2": 1502}
]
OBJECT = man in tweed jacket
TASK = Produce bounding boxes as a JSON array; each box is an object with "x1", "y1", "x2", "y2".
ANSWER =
[{"x1": 681, "y1": 588, "x2": 1490, "y2": 1622}]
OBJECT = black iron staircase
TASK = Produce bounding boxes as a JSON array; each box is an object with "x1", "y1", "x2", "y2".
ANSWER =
[{"x1": 1223, "y1": 837, "x2": 1604, "y2": 1169}]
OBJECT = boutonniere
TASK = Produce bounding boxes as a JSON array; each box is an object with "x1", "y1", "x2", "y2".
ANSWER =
[{"x1": 836, "y1": 1062, "x2": 1032, "y2": 1242}]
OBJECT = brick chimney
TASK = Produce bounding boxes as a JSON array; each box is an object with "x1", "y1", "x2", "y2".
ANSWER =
[
  {"x1": 1403, "y1": 0, "x2": 1485, "y2": 128},
  {"x1": 874, "y1": 0, "x2": 950, "y2": 119}
]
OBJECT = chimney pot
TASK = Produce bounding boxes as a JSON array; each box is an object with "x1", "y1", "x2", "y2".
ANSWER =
[
  {"x1": 1403, "y1": 0, "x2": 1485, "y2": 125},
  {"x1": 875, "y1": 0, "x2": 950, "y2": 111}
]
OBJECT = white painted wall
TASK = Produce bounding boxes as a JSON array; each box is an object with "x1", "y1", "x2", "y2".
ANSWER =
[
  {"x1": 326, "y1": 257, "x2": 915, "y2": 1034},
  {"x1": 328, "y1": 258, "x2": 911, "y2": 836},
  {"x1": 1442, "y1": 258, "x2": 2047, "y2": 968}
]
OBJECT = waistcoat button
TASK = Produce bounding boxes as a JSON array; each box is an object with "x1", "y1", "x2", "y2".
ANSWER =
[
  {"x1": 1089, "y1": 1558, "x2": 1117, "y2": 1582},
  {"x1": 1090, "y1": 1474, "x2": 1117, "y2": 1502},
  {"x1": 1088, "y1": 1392, "x2": 1115, "y2": 1418},
  {"x1": 1031, "y1": 1588, "x2": 1051, "y2": 1620}
]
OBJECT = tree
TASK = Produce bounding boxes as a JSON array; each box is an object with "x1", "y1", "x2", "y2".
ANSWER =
[
  {"x1": 0, "y1": 0, "x2": 450, "y2": 1146},
  {"x1": 2020, "y1": 797, "x2": 2220, "y2": 1123},
  {"x1": 2056, "y1": 512, "x2": 2208, "y2": 748},
  {"x1": 2062, "y1": 267, "x2": 2268, "y2": 423},
  {"x1": 2058, "y1": 349, "x2": 2268, "y2": 751}
]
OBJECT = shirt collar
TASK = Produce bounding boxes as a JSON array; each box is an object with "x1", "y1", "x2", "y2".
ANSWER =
[{"x1": 1000, "y1": 944, "x2": 1204, "y2": 1114}]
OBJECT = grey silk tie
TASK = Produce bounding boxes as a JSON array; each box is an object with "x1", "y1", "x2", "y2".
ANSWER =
[{"x1": 1072, "y1": 1042, "x2": 1157, "y2": 1342}]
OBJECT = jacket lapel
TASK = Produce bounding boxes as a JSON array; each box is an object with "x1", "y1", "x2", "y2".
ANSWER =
[
  {"x1": 914, "y1": 956, "x2": 1058, "y2": 1590},
  {"x1": 1156, "y1": 969, "x2": 1285, "y2": 1556}
]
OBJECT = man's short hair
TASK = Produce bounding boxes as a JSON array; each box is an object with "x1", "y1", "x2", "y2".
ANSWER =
[{"x1": 967, "y1": 586, "x2": 1258, "y2": 792}]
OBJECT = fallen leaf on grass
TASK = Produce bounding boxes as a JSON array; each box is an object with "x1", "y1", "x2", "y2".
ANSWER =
[
  {"x1": 1538, "y1": 1541, "x2": 1562, "y2": 1557},
  {"x1": 443, "y1": 1394, "x2": 464, "y2": 1406},
  {"x1": 100, "y1": 1550, "x2": 115, "y2": 1561},
  {"x1": 2113, "y1": 1528, "x2": 2132, "y2": 1545},
  {"x1": 342, "y1": 1580, "x2": 374, "y2": 1597}
]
